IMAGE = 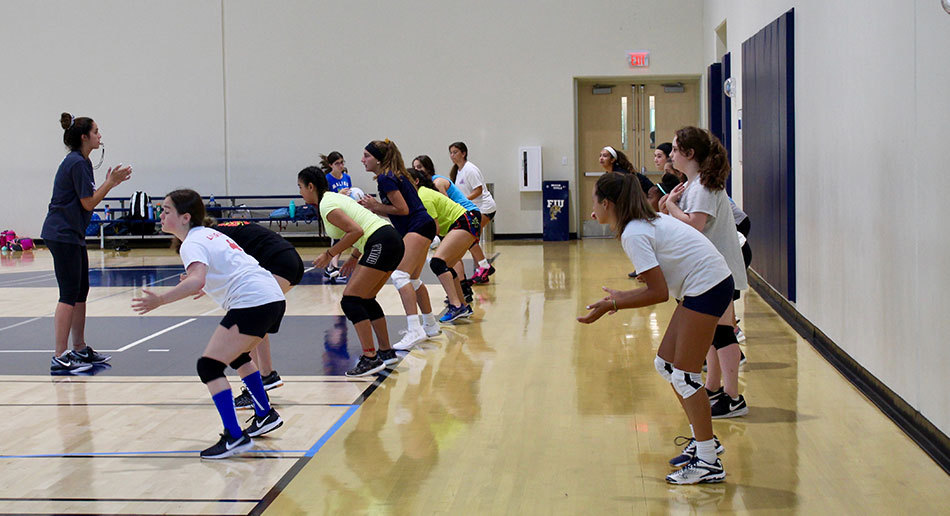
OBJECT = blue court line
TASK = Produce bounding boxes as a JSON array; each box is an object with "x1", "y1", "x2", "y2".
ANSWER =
[
  {"x1": 0, "y1": 449, "x2": 309, "y2": 459},
  {"x1": 304, "y1": 404, "x2": 361, "y2": 457}
]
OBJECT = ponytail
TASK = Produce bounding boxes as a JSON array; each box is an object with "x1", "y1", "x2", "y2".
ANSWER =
[
  {"x1": 594, "y1": 172, "x2": 656, "y2": 237},
  {"x1": 60, "y1": 112, "x2": 94, "y2": 152},
  {"x1": 298, "y1": 166, "x2": 329, "y2": 203},
  {"x1": 368, "y1": 139, "x2": 412, "y2": 184},
  {"x1": 449, "y1": 141, "x2": 468, "y2": 182},
  {"x1": 674, "y1": 126, "x2": 730, "y2": 190}
]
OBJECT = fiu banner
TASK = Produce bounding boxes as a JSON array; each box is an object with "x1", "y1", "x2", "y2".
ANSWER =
[{"x1": 542, "y1": 181, "x2": 569, "y2": 241}]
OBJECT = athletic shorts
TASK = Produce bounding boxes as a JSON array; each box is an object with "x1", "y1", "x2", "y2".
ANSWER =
[
  {"x1": 682, "y1": 276, "x2": 734, "y2": 318},
  {"x1": 359, "y1": 225, "x2": 404, "y2": 272},
  {"x1": 220, "y1": 300, "x2": 286, "y2": 338},
  {"x1": 449, "y1": 210, "x2": 481, "y2": 239},
  {"x1": 47, "y1": 240, "x2": 89, "y2": 305},
  {"x1": 483, "y1": 210, "x2": 496, "y2": 221},
  {"x1": 408, "y1": 218, "x2": 437, "y2": 241},
  {"x1": 261, "y1": 248, "x2": 304, "y2": 286},
  {"x1": 737, "y1": 218, "x2": 750, "y2": 238}
]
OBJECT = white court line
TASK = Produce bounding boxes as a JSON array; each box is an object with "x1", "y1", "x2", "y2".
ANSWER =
[
  {"x1": 0, "y1": 317, "x2": 43, "y2": 332},
  {"x1": 0, "y1": 272, "x2": 57, "y2": 287},
  {"x1": 113, "y1": 318, "x2": 197, "y2": 352},
  {"x1": 148, "y1": 349, "x2": 169, "y2": 352}
]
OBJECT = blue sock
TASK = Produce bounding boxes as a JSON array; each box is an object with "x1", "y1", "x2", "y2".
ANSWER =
[
  {"x1": 211, "y1": 389, "x2": 243, "y2": 440},
  {"x1": 242, "y1": 371, "x2": 271, "y2": 417}
]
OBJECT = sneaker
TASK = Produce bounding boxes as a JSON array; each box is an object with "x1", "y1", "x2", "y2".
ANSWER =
[
  {"x1": 439, "y1": 304, "x2": 467, "y2": 323},
  {"x1": 669, "y1": 435, "x2": 725, "y2": 468},
  {"x1": 460, "y1": 278, "x2": 474, "y2": 288},
  {"x1": 666, "y1": 456, "x2": 726, "y2": 485},
  {"x1": 710, "y1": 394, "x2": 748, "y2": 419},
  {"x1": 378, "y1": 348, "x2": 398, "y2": 365},
  {"x1": 244, "y1": 408, "x2": 283, "y2": 437},
  {"x1": 423, "y1": 322, "x2": 442, "y2": 338},
  {"x1": 261, "y1": 371, "x2": 283, "y2": 390},
  {"x1": 345, "y1": 354, "x2": 386, "y2": 377},
  {"x1": 706, "y1": 387, "x2": 724, "y2": 401},
  {"x1": 735, "y1": 326, "x2": 746, "y2": 342},
  {"x1": 50, "y1": 351, "x2": 93, "y2": 374},
  {"x1": 458, "y1": 305, "x2": 474, "y2": 318},
  {"x1": 325, "y1": 265, "x2": 340, "y2": 279},
  {"x1": 392, "y1": 326, "x2": 426, "y2": 351},
  {"x1": 471, "y1": 266, "x2": 494, "y2": 284},
  {"x1": 200, "y1": 430, "x2": 254, "y2": 459},
  {"x1": 739, "y1": 351, "x2": 747, "y2": 367},
  {"x1": 73, "y1": 346, "x2": 111, "y2": 364},
  {"x1": 234, "y1": 387, "x2": 263, "y2": 411},
  {"x1": 628, "y1": 270, "x2": 638, "y2": 278}
]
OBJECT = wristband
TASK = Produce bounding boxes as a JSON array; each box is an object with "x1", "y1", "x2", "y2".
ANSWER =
[{"x1": 612, "y1": 298, "x2": 618, "y2": 311}]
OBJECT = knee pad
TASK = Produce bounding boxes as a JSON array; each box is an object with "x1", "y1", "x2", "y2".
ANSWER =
[
  {"x1": 362, "y1": 297, "x2": 385, "y2": 321},
  {"x1": 197, "y1": 357, "x2": 227, "y2": 384},
  {"x1": 229, "y1": 352, "x2": 252, "y2": 370},
  {"x1": 429, "y1": 257, "x2": 451, "y2": 277},
  {"x1": 671, "y1": 368, "x2": 704, "y2": 399},
  {"x1": 654, "y1": 356, "x2": 673, "y2": 383},
  {"x1": 341, "y1": 295, "x2": 370, "y2": 324},
  {"x1": 712, "y1": 324, "x2": 739, "y2": 350},
  {"x1": 391, "y1": 269, "x2": 411, "y2": 290},
  {"x1": 411, "y1": 278, "x2": 422, "y2": 290}
]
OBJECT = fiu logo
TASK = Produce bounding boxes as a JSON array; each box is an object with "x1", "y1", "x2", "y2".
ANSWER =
[{"x1": 547, "y1": 199, "x2": 564, "y2": 221}]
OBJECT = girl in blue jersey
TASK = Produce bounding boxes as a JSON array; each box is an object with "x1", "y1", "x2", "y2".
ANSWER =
[
  {"x1": 357, "y1": 140, "x2": 440, "y2": 350},
  {"x1": 320, "y1": 151, "x2": 352, "y2": 276}
]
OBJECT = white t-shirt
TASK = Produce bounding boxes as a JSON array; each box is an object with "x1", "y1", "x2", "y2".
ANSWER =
[
  {"x1": 455, "y1": 161, "x2": 496, "y2": 214},
  {"x1": 621, "y1": 214, "x2": 732, "y2": 300},
  {"x1": 179, "y1": 226, "x2": 285, "y2": 310},
  {"x1": 678, "y1": 180, "x2": 749, "y2": 291}
]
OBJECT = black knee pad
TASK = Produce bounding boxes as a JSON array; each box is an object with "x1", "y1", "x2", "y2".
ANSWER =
[
  {"x1": 341, "y1": 295, "x2": 369, "y2": 324},
  {"x1": 197, "y1": 356, "x2": 227, "y2": 384},
  {"x1": 712, "y1": 324, "x2": 739, "y2": 350},
  {"x1": 429, "y1": 257, "x2": 451, "y2": 277},
  {"x1": 362, "y1": 297, "x2": 385, "y2": 321},
  {"x1": 449, "y1": 267, "x2": 458, "y2": 278},
  {"x1": 229, "y1": 352, "x2": 252, "y2": 370}
]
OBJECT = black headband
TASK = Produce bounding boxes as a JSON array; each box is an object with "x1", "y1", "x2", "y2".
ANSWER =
[{"x1": 365, "y1": 142, "x2": 384, "y2": 161}]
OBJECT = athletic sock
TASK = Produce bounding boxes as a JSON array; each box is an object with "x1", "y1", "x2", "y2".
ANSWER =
[
  {"x1": 241, "y1": 371, "x2": 271, "y2": 417},
  {"x1": 478, "y1": 259, "x2": 490, "y2": 269},
  {"x1": 421, "y1": 312, "x2": 437, "y2": 326},
  {"x1": 407, "y1": 315, "x2": 422, "y2": 331},
  {"x1": 690, "y1": 425, "x2": 695, "y2": 438},
  {"x1": 211, "y1": 389, "x2": 243, "y2": 439},
  {"x1": 694, "y1": 439, "x2": 717, "y2": 463}
]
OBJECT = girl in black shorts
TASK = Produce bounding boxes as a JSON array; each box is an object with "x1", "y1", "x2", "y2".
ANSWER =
[
  {"x1": 298, "y1": 167, "x2": 406, "y2": 377},
  {"x1": 358, "y1": 139, "x2": 440, "y2": 350}
]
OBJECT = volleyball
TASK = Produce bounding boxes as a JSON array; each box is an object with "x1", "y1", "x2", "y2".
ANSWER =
[{"x1": 349, "y1": 187, "x2": 367, "y2": 201}]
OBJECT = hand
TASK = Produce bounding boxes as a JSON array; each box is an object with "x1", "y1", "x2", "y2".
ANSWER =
[
  {"x1": 358, "y1": 195, "x2": 381, "y2": 212},
  {"x1": 340, "y1": 255, "x2": 358, "y2": 277},
  {"x1": 313, "y1": 251, "x2": 332, "y2": 269},
  {"x1": 131, "y1": 289, "x2": 162, "y2": 314},
  {"x1": 577, "y1": 286, "x2": 621, "y2": 324},
  {"x1": 339, "y1": 188, "x2": 351, "y2": 196},
  {"x1": 106, "y1": 164, "x2": 132, "y2": 187},
  {"x1": 667, "y1": 183, "x2": 686, "y2": 205}
]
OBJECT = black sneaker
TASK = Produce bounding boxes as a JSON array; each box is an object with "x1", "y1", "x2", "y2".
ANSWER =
[
  {"x1": 378, "y1": 349, "x2": 398, "y2": 366},
  {"x1": 669, "y1": 435, "x2": 725, "y2": 468},
  {"x1": 200, "y1": 430, "x2": 254, "y2": 459},
  {"x1": 706, "y1": 387, "x2": 724, "y2": 401},
  {"x1": 244, "y1": 408, "x2": 283, "y2": 437},
  {"x1": 73, "y1": 346, "x2": 111, "y2": 364},
  {"x1": 234, "y1": 387, "x2": 262, "y2": 411},
  {"x1": 50, "y1": 351, "x2": 93, "y2": 374},
  {"x1": 628, "y1": 270, "x2": 638, "y2": 278},
  {"x1": 345, "y1": 354, "x2": 385, "y2": 377},
  {"x1": 261, "y1": 371, "x2": 283, "y2": 391},
  {"x1": 710, "y1": 394, "x2": 748, "y2": 419},
  {"x1": 739, "y1": 350, "x2": 747, "y2": 366}
]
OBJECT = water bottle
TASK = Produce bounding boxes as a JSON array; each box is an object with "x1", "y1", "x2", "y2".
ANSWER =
[
  {"x1": 104, "y1": 204, "x2": 111, "y2": 220},
  {"x1": 147, "y1": 203, "x2": 154, "y2": 220},
  {"x1": 289, "y1": 200, "x2": 296, "y2": 219},
  {"x1": 209, "y1": 194, "x2": 215, "y2": 206}
]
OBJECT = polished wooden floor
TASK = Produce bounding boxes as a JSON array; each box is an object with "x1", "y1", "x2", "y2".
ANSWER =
[{"x1": 0, "y1": 241, "x2": 946, "y2": 514}]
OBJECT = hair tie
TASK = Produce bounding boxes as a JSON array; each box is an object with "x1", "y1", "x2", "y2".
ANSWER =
[
  {"x1": 365, "y1": 142, "x2": 384, "y2": 161},
  {"x1": 384, "y1": 138, "x2": 390, "y2": 144},
  {"x1": 603, "y1": 146, "x2": 617, "y2": 159},
  {"x1": 69, "y1": 115, "x2": 75, "y2": 128}
]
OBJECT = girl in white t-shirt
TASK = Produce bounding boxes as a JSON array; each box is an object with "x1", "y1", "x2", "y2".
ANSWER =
[
  {"x1": 578, "y1": 172, "x2": 733, "y2": 485},
  {"x1": 664, "y1": 127, "x2": 748, "y2": 420},
  {"x1": 131, "y1": 189, "x2": 285, "y2": 460},
  {"x1": 449, "y1": 142, "x2": 497, "y2": 284}
]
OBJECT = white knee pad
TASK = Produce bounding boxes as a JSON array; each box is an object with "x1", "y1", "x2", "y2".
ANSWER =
[
  {"x1": 671, "y1": 368, "x2": 703, "y2": 399},
  {"x1": 411, "y1": 278, "x2": 422, "y2": 290},
  {"x1": 391, "y1": 269, "x2": 411, "y2": 290},
  {"x1": 654, "y1": 356, "x2": 673, "y2": 383}
]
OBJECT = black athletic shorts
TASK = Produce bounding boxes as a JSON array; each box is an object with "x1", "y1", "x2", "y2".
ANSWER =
[
  {"x1": 737, "y1": 218, "x2": 750, "y2": 238},
  {"x1": 682, "y1": 276, "x2": 734, "y2": 318},
  {"x1": 483, "y1": 210, "x2": 496, "y2": 221},
  {"x1": 46, "y1": 240, "x2": 89, "y2": 305},
  {"x1": 220, "y1": 300, "x2": 286, "y2": 338},
  {"x1": 359, "y1": 225, "x2": 404, "y2": 272},
  {"x1": 261, "y1": 248, "x2": 304, "y2": 286},
  {"x1": 450, "y1": 210, "x2": 481, "y2": 239},
  {"x1": 408, "y1": 218, "x2": 437, "y2": 241}
]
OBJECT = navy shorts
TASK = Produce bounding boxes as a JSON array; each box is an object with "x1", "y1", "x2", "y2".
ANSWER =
[
  {"x1": 682, "y1": 276, "x2": 734, "y2": 317},
  {"x1": 409, "y1": 218, "x2": 437, "y2": 241},
  {"x1": 359, "y1": 225, "x2": 404, "y2": 272},
  {"x1": 220, "y1": 300, "x2": 286, "y2": 338}
]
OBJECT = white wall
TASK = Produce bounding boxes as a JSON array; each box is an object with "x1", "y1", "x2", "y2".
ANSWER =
[
  {"x1": 704, "y1": 0, "x2": 950, "y2": 434},
  {"x1": 0, "y1": 0, "x2": 704, "y2": 238}
]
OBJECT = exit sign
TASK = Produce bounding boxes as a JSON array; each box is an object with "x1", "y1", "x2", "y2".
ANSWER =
[{"x1": 627, "y1": 51, "x2": 649, "y2": 67}]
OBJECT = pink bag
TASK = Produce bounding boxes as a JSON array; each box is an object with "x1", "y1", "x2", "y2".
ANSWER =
[
  {"x1": 0, "y1": 230, "x2": 15, "y2": 247},
  {"x1": 17, "y1": 238, "x2": 34, "y2": 251}
]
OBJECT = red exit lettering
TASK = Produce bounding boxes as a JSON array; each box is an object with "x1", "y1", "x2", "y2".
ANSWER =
[{"x1": 627, "y1": 52, "x2": 649, "y2": 67}]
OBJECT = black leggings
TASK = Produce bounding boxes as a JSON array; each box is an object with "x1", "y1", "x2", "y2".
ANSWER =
[{"x1": 47, "y1": 240, "x2": 89, "y2": 305}]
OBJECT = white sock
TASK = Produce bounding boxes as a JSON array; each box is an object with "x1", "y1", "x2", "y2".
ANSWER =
[
  {"x1": 421, "y1": 313, "x2": 436, "y2": 326},
  {"x1": 407, "y1": 316, "x2": 421, "y2": 331},
  {"x1": 690, "y1": 425, "x2": 695, "y2": 438},
  {"x1": 694, "y1": 439, "x2": 717, "y2": 463},
  {"x1": 478, "y1": 259, "x2": 489, "y2": 269}
]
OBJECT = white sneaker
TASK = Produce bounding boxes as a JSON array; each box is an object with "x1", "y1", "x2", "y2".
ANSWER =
[
  {"x1": 735, "y1": 326, "x2": 746, "y2": 342},
  {"x1": 392, "y1": 327, "x2": 426, "y2": 350},
  {"x1": 423, "y1": 322, "x2": 442, "y2": 338},
  {"x1": 666, "y1": 456, "x2": 726, "y2": 485}
]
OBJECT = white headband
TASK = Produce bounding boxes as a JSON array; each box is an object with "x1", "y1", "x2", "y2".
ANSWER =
[{"x1": 603, "y1": 146, "x2": 617, "y2": 159}]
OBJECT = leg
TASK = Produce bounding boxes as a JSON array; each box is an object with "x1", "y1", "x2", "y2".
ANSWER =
[
  {"x1": 704, "y1": 345, "x2": 721, "y2": 391},
  {"x1": 394, "y1": 232, "x2": 431, "y2": 316},
  {"x1": 716, "y1": 303, "x2": 741, "y2": 398},
  {"x1": 53, "y1": 303, "x2": 74, "y2": 356},
  {"x1": 69, "y1": 302, "x2": 87, "y2": 350},
  {"x1": 668, "y1": 305, "x2": 719, "y2": 441},
  {"x1": 251, "y1": 336, "x2": 273, "y2": 376},
  {"x1": 343, "y1": 264, "x2": 392, "y2": 356}
]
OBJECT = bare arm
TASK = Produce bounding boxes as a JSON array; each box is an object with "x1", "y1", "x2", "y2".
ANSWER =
[
  {"x1": 578, "y1": 267, "x2": 669, "y2": 324},
  {"x1": 313, "y1": 208, "x2": 364, "y2": 268},
  {"x1": 80, "y1": 165, "x2": 132, "y2": 212},
  {"x1": 131, "y1": 262, "x2": 207, "y2": 314},
  {"x1": 360, "y1": 189, "x2": 409, "y2": 216}
]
